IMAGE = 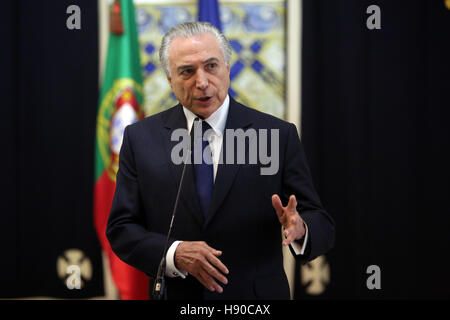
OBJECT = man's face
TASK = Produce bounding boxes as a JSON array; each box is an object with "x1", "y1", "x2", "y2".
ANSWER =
[{"x1": 167, "y1": 32, "x2": 231, "y2": 119}]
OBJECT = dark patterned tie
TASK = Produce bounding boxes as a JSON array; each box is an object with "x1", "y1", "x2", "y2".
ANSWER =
[{"x1": 192, "y1": 118, "x2": 214, "y2": 218}]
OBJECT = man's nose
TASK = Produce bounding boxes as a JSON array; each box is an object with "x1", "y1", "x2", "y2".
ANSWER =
[{"x1": 195, "y1": 70, "x2": 209, "y2": 90}]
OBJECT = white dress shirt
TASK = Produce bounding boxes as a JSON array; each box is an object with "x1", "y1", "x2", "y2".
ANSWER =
[{"x1": 165, "y1": 95, "x2": 308, "y2": 278}]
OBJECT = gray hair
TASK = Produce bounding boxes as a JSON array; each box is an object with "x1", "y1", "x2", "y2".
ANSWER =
[{"x1": 159, "y1": 22, "x2": 232, "y2": 77}]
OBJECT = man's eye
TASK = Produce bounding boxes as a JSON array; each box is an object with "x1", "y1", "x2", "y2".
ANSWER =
[
  {"x1": 181, "y1": 69, "x2": 192, "y2": 75},
  {"x1": 207, "y1": 63, "x2": 217, "y2": 69}
]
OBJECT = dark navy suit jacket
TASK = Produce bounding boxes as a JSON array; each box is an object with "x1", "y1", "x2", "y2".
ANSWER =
[{"x1": 106, "y1": 97, "x2": 335, "y2": 300}]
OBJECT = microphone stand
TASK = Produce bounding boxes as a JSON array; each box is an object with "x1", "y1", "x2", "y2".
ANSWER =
[{"x1": 151, "y1": 121, "x2": 198, "y2": 300}]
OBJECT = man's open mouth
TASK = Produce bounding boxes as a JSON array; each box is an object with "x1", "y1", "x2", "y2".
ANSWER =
[{"x1": 198, "y1": 96, "x2": 211, "y2": 102}]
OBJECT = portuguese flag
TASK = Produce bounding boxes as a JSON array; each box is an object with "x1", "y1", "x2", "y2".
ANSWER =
[{"x1": 94, "y1": 0, "x2": 149, "y2": 299}]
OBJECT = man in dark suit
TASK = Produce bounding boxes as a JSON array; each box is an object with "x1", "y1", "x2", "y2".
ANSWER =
[{"x1": 106, "y1": 22, "x2": 334, "y2": 300}]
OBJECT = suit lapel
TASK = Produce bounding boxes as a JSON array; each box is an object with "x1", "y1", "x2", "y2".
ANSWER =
[
  {"x1": 204, "y1": 98, "x2": 253, "y2": 228},
  {"x1": 162, "y1": 105, "x2": 204, "y2": 227}
]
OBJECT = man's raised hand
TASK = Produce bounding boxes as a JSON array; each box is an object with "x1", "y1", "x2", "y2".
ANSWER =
[{"x1": 271, "y1": 194, "x2": 306, "y2": 246}]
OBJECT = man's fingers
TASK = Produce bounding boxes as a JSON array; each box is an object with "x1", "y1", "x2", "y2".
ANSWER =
[
  {"x1": 202, "y1": 246, "x2": 229, "y2": 280},
  {"x1": 287, "y1": 195, "x2": 297, "y2": 212},
  {"x1": 199, "y1": 267, "x2": 223, "y2": 293},
  {"x1": 206, "y1": 252, "x2": 229, "y2": 276},
  {"x1": 283, "y1": 231, "x2": 297, "y2": 246},
  {"x1": 283, "y1": 229, "x2": 298, "y2": 246},
  {"x1": 197, "y1": 270, "x2": 218, "y2": 292},
  {"x1": 283, "y1": 219, "x2": 306, "y2": 246},
  {"x1": 185, "y1": 243, "x2": 228, "y2": 293},
  {"x1": 191, "y1": 257, "x2": 223, "y2": 293},
  {"x1": 174, "y1": 241, "x2": 229, "y2": 294},
  {"x1": 205, "y1": 245, "x2": 229, "y2": 276},
  {"x1": 271, "y1": 194, "x2": 284, "y2": 219},
  {"x1": 273, "y1": 194, "x2": 299, "y2": 220},
  {"x1": 204, "y1": 255, "x2": 228, "y2": 285}
]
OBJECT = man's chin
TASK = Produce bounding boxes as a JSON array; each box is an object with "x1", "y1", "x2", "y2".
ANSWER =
[{"x1": 192, "y1": 103, "x2": 219, "y2": 119}]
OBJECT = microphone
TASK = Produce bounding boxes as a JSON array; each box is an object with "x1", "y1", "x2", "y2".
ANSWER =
[{"x1": 151, "y1": 118, "x2": 200, "y2": 300}]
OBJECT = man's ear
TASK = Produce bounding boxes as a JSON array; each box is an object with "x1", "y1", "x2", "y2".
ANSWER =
[{"x1": 167, "y1": 76, "x2": 172, "y2": 88}]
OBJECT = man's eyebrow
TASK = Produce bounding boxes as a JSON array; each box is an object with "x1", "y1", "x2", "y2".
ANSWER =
[
  {"x1": 176, "y1": 64, "x2": 194, "y2": 73},
  {"x1": 176, "y1": 57, "x2": 220, "y2": 73},
  {"x1": 203, "y1": 57, "x2": 219, "y2": 64}
]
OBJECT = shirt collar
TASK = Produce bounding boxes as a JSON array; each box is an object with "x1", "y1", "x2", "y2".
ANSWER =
[{"x1": 182, "y1": 94, "x2": 229, "y2": 137}]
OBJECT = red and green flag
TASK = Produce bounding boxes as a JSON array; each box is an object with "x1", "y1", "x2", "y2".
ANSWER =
[{"x1": 94, "y1": 0, "x2": 148, "y2": 300}]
